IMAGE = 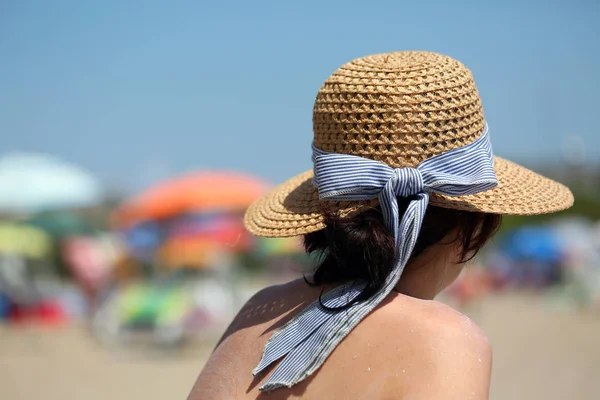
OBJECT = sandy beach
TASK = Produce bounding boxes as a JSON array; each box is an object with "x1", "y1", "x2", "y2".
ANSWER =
[{"x1": 1, "y1": 293, "x2": 598, "y2": 400}]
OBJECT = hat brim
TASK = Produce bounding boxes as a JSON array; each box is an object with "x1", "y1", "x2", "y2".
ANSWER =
[{"x1": 244, "y1": 156, "x2": 574, "y2": 238}]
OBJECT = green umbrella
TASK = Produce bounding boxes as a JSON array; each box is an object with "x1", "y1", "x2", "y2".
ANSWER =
[{"x1": 27, "y1": 212, "x2": 95, "y2": 239}]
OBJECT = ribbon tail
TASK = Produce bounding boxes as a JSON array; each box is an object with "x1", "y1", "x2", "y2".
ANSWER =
[
  {"x1": 253, "y1": 280, "x2": 366, "y2": 375},
  {"x1": 397, "y1": 193, "x2": 429, "y2": 260},
  {"x1": 379, "y1": 181, "x2": 400, "y2": 240},
  {"x1": 259, "y1": 305, "x2": 353, "y2": 391}
]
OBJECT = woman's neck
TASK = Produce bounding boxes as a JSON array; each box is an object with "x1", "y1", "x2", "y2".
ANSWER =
[{"x1": 393, "y1": 246, "x2": 462, "y2": 300}]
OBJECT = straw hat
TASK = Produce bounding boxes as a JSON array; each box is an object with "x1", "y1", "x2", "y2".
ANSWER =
[{"x1": 245, "y1": 51, "x2": 573, "y2": 238}]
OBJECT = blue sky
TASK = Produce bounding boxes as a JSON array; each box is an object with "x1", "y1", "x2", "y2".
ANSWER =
[{"x1": 0, "y1": 1, "x2": 598, "y2": 193}]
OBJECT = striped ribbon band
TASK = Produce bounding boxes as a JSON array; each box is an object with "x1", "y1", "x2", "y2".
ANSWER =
[{"x1": 253, "y1": 124, "x2": 498, "y2": 391}]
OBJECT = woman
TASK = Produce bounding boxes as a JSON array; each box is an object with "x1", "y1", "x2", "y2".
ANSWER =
[{"x1": 189, "y1": 51, "x2": 573, "y2": 399}]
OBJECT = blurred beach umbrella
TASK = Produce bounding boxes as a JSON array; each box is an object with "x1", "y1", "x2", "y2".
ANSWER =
[
  {"x1": 166, "y1": 212, "x2": 249, "y2": 244},
  {"x1": 0, "y1": 223, "x2": 52, "y2": 259},
  {"x1": 159, "y1": 236, "x2": 252, "y2": 270},
  {"x1": 0, "y1": 153, "x2": 103, "y2": 214},
  {"x1": 501, "y1": 226, "x2": 564, "y2": 263},
  {"x1": 27, "y1": 212, "x2": 95, "y2": 239},
  {"x1": 117, "y1": 282, "x2": 193, "y2": 327},
  {"x1": 114, "y1": 171, "x2": 270, "y2": 227},
  {"x1": 123, "y1": 221, "x2": 163, "y2": 261},
  {"x1": 62, "y1": 234, "x2": 120, "y2": 291},
  {"x1": 126, "y1": 212, "x2": 252, "y2": 268},
  {"x1": 158, "y1": 238, "x2": 221, "y2": 269}
]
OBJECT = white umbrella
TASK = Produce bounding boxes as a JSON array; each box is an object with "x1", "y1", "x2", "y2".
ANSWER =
[{"x1": 0, "y1": 153, "x2": 103, "y2": 214}]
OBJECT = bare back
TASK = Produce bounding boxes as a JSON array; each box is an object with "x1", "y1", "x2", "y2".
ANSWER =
[{"x1": 189, "y1": 279, "x2": 492, "y2": 400}]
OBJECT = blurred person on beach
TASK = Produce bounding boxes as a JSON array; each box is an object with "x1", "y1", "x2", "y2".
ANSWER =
[{"x1": 189, "y1": 52, "x2": 573, "y2": 399}]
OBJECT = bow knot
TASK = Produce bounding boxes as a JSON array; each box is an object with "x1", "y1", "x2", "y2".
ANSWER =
[{"x1": 389, "y1": 167, "x2": 424, "y2": 197}]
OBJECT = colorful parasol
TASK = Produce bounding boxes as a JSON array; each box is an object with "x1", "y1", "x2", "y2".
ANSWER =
[
  {"x1": 114, "y1": 171, "x2": 270, "y2": 227},
  {"x1": 117, "y1": 282, "x2": 193, "y2": 326},
  {"x1": 501, "y1": 226, "x2": 564, "y2": 263},
  {"x1": 0, "y1": 153, "x2": 103, "y2": 214},
  {"x1": 27, "y1": 212, "x2": 95, "y2": 239},
  {"x1": 0, "y1": 223, "x2": 52, "y2": 259},
  {"x1": 157, "y1": 212, "x2": 251, "y2": 268}
]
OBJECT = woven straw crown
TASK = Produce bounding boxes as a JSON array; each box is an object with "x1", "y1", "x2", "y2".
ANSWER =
[
  {"x1": 313, "y1": 51, "x2": 484, "y2": 168},
  {"x1": 244, "y1": 51, "x2": 574, "y2": 238}
]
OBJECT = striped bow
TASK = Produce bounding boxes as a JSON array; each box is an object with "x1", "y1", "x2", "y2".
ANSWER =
[{"x1": 253, "y1": 124, "x2": 497, "y2": 391}]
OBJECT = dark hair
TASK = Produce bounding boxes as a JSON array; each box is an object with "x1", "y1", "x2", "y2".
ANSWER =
[{"x1": 303, "y1": 197, "x2": 501, "y2": 309}]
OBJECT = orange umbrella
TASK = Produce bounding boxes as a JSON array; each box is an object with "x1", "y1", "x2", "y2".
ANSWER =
[
  {"x1": 114, "y1": 171, "x2": 270, "y2": 228},
  {"x1": 158, "y1": 238, "x2": 219, "y2": 269}
]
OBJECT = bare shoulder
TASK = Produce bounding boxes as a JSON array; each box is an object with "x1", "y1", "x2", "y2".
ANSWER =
[
  {"x1": 381, "y1": 296, "x2": 491, "y2": 354},
  {"x1": 374, "y1": 296, "x2": 492, "y2": 399},
  {"x1": 422, "y1": 301, "x2": 492, "y2": 399},
  {"x1": 215, "y1": 279, "x2": 311, "y2": 347},
  {"x1": 239, "y1": 278, "x2": 310, "y2": 311},
  {"x1": 422, "y1": 300, "x2": 491, "y2": 355}
]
